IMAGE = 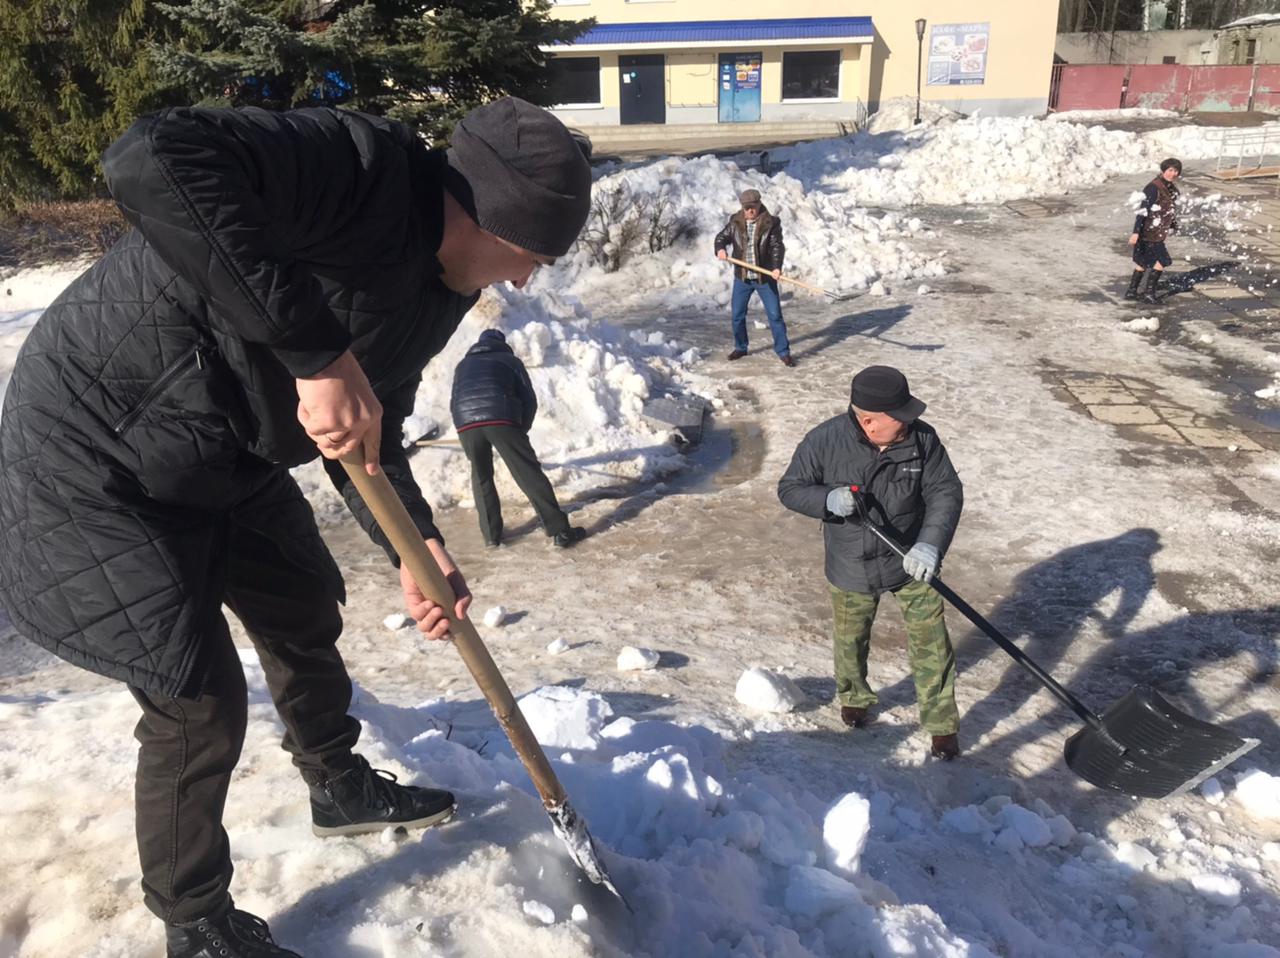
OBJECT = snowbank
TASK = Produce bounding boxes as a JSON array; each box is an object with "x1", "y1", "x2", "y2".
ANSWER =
[{"x1": 4, "y1": 656, "x2": 1277, "y2": 957}]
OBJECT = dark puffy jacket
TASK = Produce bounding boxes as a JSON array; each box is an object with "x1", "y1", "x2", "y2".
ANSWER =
[
  {"x1": 714, "y1": 207, "x2": 785, "y2": 281},
  {"x1": 777, "y1": 412, "x2": 963, "y2": 594},
  {"x1": 450, "y1": 335, "x2": 537, "y2": 432},
  {"x1": 0, "y1": 106, "x2": 478, "y2": 696}
]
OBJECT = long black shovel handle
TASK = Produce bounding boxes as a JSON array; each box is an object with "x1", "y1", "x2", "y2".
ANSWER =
[{"x1": 851, "y1": 494, "x2": 1110, "y2": 735}]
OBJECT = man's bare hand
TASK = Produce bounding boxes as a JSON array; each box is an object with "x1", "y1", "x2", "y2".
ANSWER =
[
  {"x1": 1128, "y1": 233, "x2": 1140, "y2": 246},
  {"x1": 717, "y1": 249, "x2": 728, "y2": 261},
  {"x1": 401, "y1": 539, "x2": 472, "y2": 640},
  {"x1": 296, "y1": 350, "x2": 382, "y2": 475},
  {"x1": 771, "y1": 268, "x2": 782, "y2": 280}
]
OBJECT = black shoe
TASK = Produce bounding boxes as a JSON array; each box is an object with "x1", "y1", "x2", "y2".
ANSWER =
[
  {"x1": 167, "y1": 906, "x2": 302, "y2": 957},
  {"x1": 306, "y1": 754, "x2": 456, "y2": 837},
  {"x1": 930, "y1": 733, "x2": 960, "y2": 761},
  {"x1": 840, "y1": 705, "x2": 869, "y2": 728},
  {"x1": 1123, "y1": 268, "x2": 1144, "y2": 300},
  {"x1": 552, "y1": 526, "x2": 587, "y2": 548},
  {"x1": 727, "y1": 349, "x2": 747, "y2": 361}
]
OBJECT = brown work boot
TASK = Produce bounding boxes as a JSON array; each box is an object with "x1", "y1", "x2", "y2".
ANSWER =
[
  {"x1": 779, "y1": 354, "x2": 796, "y2": 368},
  {"x1": 840, "y1": 706, "x2": 870, "y2": 728},
  {"x1": 930, "y1": 733, "x2": 960, "y2": 761},
  {"x1": 727, "y1": 349, "x2": 747, "y2": 360}
]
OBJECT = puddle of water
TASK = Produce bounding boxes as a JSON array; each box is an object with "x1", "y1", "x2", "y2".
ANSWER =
[{"x1": 670, "y1": 418, "x2": 766, "y2": 494}]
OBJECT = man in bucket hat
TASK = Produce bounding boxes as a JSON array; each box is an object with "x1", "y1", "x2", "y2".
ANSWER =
[
  {"x1": 714, "y1": 188, "x2": 795, "y2": 366},
  {"x1": 0, "y1": 96, "x2": 591, "y2": 956},
  {"x1": 778, "y1": 366, "x2": 964, "y2": 759}
]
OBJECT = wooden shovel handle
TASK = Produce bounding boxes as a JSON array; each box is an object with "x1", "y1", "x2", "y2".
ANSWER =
[
  {"x1": 339, "y1": 454, "x2": 567, "y2": 809},
  {"x1": 725, "y1": 255, "x2": 828, "y2": 296}
]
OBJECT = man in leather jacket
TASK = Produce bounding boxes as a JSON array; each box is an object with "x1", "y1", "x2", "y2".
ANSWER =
[{"x1": 714, "y1": 188, "x2": 795, "y2": 367}]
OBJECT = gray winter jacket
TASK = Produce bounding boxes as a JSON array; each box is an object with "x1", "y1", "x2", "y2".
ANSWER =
[{"x1": 777, "y1": 412, "x2": 963, "y2": 594}]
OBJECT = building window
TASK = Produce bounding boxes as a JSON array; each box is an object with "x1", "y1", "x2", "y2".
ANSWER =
[
  {"x1": 781, "y1": 50, "x2": 841, "y2": 100},
  {"x1": 1162, "y1": 55, "x2": 1177, "y2": 64},
  {"x1": 1247, "y1": 38, "x2": 1258, "y2": 64},
  {"x1": 546, "y1": 56, "x2": 601, "y2": 106},
  {"x1": 1232, "y1": 39, "x2": 1241, "y2": 64}
]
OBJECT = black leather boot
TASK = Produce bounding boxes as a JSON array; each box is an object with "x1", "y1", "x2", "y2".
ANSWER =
[
  {"x1": 166, "y1": 906, "x2": 302, "y2": 957},
  {"x1": 1123, "y1": 269, "x2": 1144, "y2": 300},
  {"x1": 1140, "y1": 269, "x2": 1163, "y2": 304},
  {"x1": 306, "y1": 754, "x2": 456, "y2": 837}
]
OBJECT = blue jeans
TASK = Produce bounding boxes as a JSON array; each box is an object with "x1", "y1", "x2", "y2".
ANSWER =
[{"x1": 731, "y1": 278, "x2": 790, "y2": 357}]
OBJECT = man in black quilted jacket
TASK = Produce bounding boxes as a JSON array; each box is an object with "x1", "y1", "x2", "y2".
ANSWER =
[
  {"x1": 0, "y1": 97, "x2": 591, "y2": 957},
  {"x1": 450, "y1": 329, "x2": 585, "y2": 549}
]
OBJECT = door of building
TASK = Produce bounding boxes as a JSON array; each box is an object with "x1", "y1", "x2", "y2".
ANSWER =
[
  {"x1": 718, "y1": 53, "x2": 762, "y2": 123},
  {"x1": 619, "y1": 54, "x2": 666, "y2": 124}
]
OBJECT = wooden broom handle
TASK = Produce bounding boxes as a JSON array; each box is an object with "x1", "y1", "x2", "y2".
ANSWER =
[
  {"x1": 339, "y1": 455, "x2": 567, "y2": 809},
  {"x1": 725, "y1": 255, "x2": 827, "y2": 295}
]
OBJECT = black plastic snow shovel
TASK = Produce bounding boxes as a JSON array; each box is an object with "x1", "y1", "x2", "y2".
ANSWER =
[
  {"x1": 852, "y1": 497, "x2": 1259, "y2": 799},
  {"x1": 341, "y1": 452, "x2": 627, "y2": 905}
]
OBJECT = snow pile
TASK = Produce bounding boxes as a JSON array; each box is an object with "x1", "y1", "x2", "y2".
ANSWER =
[
  {"x1": 482, "y1": 606, "x2": 507, "y2": 628},
  {"x1": 546, "y1": 637, "x2": 570, "y2": 655},
  {"x1": 734, "y1": 667, "x2": 806, "y2": 713},
  {"x1": 1123, "y1": 316, "x2": 1161, "y2": 332},
  {"x1": 381, "y1": 612, "x2": 412, "y2": 631},
  {"x1": 777, "y1": 115, "x2": 1279, "y2": 207},
  {"x1": 616, "y1": 645, "x2": 660, "y2": 671},
  {"x1": 1234, "y1": 768, "x2": 1280, "y2": 820},
  {"x1": 1048, "y1": 107, "x2": 1183, "y2": 123},
  {"x1": 543, "y1": 151, "x2": 947, "y2": 308},
  {"x1": 5, "y1": 649, "x2": 1280, "y2": 956},
  {"x1": 867, "y1": 95, "x2": 965, "y2": 134},
  {"x1": 300, "y1": 283, "x2": 699, "y2": 517}
]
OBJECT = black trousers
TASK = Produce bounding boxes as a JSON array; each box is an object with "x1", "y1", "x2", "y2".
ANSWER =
[
  {"x1": 127, "y1": 514, "x2": 359, "y2": 924},
  {"x1": 458, "y1": 424, "x2": 569, "y2": 544}
]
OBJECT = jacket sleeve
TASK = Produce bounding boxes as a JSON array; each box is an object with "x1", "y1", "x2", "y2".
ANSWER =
[
  {"x1": 101, "y1": 106, "x2": 360, "y2": 378},
  {"x1": 323, "y1": 374, "x2": 442, "y2": 566},
  {"x1": 778, "y1": 432, "x2": 843, "y2": 522},
  {"x1": 1132, "y1": 184, "x2": 1157, "y2": 237},
  {"x1": 515, "y1": 360, "x2": 538, "y2": 432},
  {"x1": 915, "y1": 437, "x2": 963, "y2": 556},
  {"x1": 714, "y1": 219, "x2": 734, "y2": 255},
  {"x1": 769, "y1": 218, "x2": 785, "y2": 270}
]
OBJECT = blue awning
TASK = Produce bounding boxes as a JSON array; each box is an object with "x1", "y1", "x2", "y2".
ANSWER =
[{"x1": 552, "y1": 17, "x2": 874, "y2": 49}]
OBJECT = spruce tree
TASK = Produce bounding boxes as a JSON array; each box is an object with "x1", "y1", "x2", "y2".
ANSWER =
[
  {"x1": 0, "y1": 1, "x2": 181, "y2": 205},
  {"x1": 148, "y1": 0, "x2": 593, "y2": 143}
]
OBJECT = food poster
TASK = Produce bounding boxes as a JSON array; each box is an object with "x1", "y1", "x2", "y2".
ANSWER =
[{"x1": 927, "y1": 22, "x2": 989, "y2": 86}]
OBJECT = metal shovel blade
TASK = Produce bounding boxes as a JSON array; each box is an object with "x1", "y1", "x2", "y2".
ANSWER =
[
  {"x1": 548, "y1": 800, "x2": 629, "y2": 908},
  {"x1": 1063, "y1": 686, "x2": 1259, "y2": 799}
]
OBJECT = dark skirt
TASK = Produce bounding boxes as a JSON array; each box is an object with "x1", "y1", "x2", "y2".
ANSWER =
[{"x1": 1133, "y1": 240, "x2": 1172, "y2": 269}]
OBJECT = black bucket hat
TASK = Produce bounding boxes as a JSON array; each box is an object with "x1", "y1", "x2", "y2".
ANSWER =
[{"x1": 850, "y1": 366, "x2": 926, "y2": 423}]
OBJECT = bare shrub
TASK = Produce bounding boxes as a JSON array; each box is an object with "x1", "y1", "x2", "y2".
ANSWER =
[{"x1": 0, "y1": 200, "x2": 128, "y2": 270}]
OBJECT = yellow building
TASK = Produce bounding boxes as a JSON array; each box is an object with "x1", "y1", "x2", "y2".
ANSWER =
[{"x1": 543, "y1": 1, "x2": 1057, "y2": 126}]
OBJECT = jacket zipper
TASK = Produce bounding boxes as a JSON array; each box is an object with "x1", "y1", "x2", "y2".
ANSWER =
[{"x1": 111, "y1": 343, "x2": 210, "y2": 436}]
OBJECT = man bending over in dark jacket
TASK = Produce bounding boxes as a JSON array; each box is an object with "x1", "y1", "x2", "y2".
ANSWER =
[
  {"x1": 778, "y1": 366, "x2": 964, "y2": 760},
  {"x1": 450, "y1": 329, "x2": 585, "y2": 548},
  {"x1": 0, "y1": 98, "x2": 591, "y2": 957}
]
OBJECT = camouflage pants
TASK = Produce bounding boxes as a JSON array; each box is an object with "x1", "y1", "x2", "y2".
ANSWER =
[{"x1": 830, "y1": 580, "x2": 959, "y2": 735}]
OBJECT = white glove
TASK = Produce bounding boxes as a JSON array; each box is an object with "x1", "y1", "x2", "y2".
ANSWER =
[
  {"x1": 826, "y1": 487, "x2": 855, "y2": 517},
  {"x1": 902, "y1": 542, "x2": 940, "y2": 583}
]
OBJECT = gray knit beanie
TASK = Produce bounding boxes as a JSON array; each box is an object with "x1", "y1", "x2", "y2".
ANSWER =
[{"x1": 445, "y1": 97, "x2": 593, "y2": 258}]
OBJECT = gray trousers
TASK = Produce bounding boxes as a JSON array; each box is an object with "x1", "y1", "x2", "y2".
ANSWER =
[{"x1": 458, "y1": 424, "x2": 569, "y2": 544}]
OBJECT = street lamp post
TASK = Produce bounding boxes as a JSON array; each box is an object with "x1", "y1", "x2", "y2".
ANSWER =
[{"x1": 915, "y1": 18, "x2": 927, "y2": 125}]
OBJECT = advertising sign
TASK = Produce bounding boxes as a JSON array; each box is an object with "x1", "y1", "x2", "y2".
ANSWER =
[{"x1": 927, "y1": 23, "x2": 989, "y2": 86}]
